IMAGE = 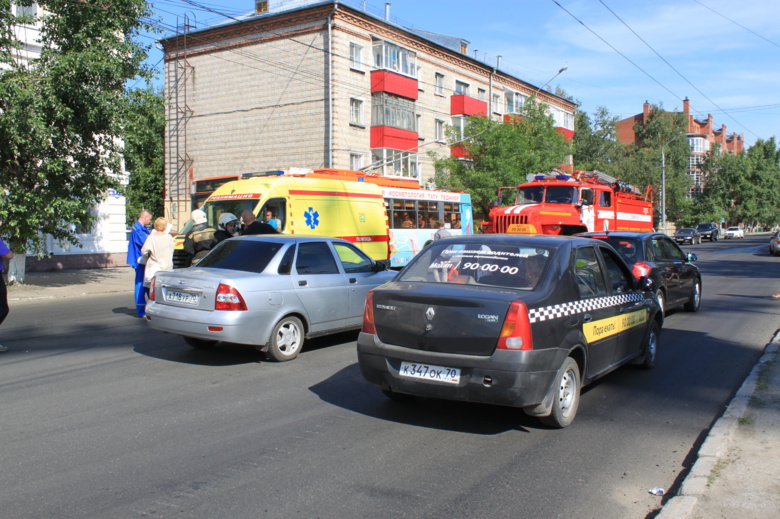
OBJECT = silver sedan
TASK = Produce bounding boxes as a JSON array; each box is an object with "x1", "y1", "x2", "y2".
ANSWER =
[{"x1": 145, "y1": 235, "x2": 396, "y2": 361}]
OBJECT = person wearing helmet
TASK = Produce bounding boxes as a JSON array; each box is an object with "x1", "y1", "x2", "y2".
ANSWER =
[
  {"x1": 183, "y1": 209, "x2": 216, "y2": 267},
  {"x1": 214, "y1": 213, "x2": 239, "y2": 244}
]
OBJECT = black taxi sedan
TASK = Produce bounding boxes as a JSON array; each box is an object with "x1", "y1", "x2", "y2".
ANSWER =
[{"x1": 357, "y1": 235, "x2": 663, "y2": 428}]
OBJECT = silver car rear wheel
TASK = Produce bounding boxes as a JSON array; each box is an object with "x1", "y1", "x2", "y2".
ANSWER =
[{"x1": 266, "y1": 316, "x2": 304, "y2": 362}]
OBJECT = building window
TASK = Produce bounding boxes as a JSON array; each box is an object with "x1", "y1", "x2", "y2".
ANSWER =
[
  {"x1": 416, "y1": 114, "x2": 423, "y2": 139},
  {"x1": 477, "y1": 88, "x2": 486, "y2": 101},
  {"x1": 451, "y1": 116, "x2": 467, "y2": 140},
  {"x1": 255, "y1": 1, "x2": 268, "y2": 13},
  {"x1": 455, "y1": 80, "x2": 469, "y2": 96},
  {"x1": 688, "y1": 137, "x2": 706, "y2": 153},
  {"x1": 15, "y1": 1, "x2": 37, "y2": 18},
  {"x1": 372, "y1": 40, "x2": 417, "y2": 77},
  {"x1": 350, "y1": 98, "x2": 364, "y2": 127},
  {"x1": 350, "y1": 153, "x2": 364, "y2": 171},
  {"x1": 435, "y1": 73, "x2": 444, "y2": 96},
  {"x1": 688, "y1": 155, "x2": 703, "y2": 170},
  {"x1": 492, "y1": 93, "x2": 502, "y2": 114},
  {"x1": 350, "y1": 42, "x2": 363, "y2": 71},
  {"x1": 563, "y1": 111, "x2": 574, "y2": 130},
  {"x1": 370, "y1": 148, "x2": 419, "y2": 179},
  {"x1": 505, "y1": 90, "x2": 527, "y2": 114},
  {"x1": 435, "y1": 119, "x2": 446, "y2": 142},
  {"x1": 371, "y1": 93, "x2": 415, "y2": 132}
]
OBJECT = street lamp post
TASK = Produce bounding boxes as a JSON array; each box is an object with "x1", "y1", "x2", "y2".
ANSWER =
[
  {"x1": 661, "y1": 132, "x2": 683, "y2": 233},
  {"x1": 534, "y1": 66, "x2": 568, "y2": 95}
]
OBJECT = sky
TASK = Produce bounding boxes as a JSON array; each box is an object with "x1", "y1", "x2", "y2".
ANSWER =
[{"x1": 142, "y1": 0, "x2": 780, "y2": 147}]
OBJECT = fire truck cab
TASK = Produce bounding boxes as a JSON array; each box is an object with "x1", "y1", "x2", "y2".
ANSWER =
[{"x1": 486, "y1": 170, "x2": 653, "y2": 235}]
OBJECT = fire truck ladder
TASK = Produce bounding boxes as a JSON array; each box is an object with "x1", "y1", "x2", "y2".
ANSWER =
[{"x1": 165, "y1": 14, "x2": 195, "y2": 221}]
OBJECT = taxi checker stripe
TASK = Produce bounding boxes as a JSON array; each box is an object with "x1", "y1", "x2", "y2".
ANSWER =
[{"x1": 528, "y1": 293, "x2": 643, "y2": 323}]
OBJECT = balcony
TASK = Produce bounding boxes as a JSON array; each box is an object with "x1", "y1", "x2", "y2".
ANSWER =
[
  {"x1": 371, "y1": 70, "x2": 418, "y2": 101},
  {"x1": 451, "y1": 95, "x2": 487, "y2": 116}
]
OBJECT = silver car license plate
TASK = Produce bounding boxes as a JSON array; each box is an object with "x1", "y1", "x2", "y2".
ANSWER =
[
  {"x1": 399, "y1": 362, "x2": 460, "y2": 384},
  {"x1": 165, "y1": 290, "x2": 199, "y2": 305}
]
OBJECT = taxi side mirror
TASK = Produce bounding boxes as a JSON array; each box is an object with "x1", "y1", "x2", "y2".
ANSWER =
[{"x1": 639, "y1": 276, "x2": 655, "y2": 292}]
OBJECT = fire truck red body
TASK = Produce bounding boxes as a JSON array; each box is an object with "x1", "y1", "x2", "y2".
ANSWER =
[{"x1": 485, "y1": 170, "x2": 653, "y2": 235}]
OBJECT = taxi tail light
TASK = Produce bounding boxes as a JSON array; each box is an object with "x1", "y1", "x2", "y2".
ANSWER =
[
  {"x1": 497, "y1": 301, "x2": 533, "y2": 351},
  {"x1": 149, "y1": 276, "x2": 156, "y2": 301},
  {"x1": 215, "y1": 284, "x2": 247, "y2": 311},
  {"x1": 361, "y1": 291, "x2": 376, "y2": 334},
  {"x1": 632, "y1": 261, "x2": 652, "y2": 280}
]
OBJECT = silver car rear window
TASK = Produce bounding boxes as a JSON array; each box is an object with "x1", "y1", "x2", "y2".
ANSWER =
[
  {"x1": 196, "y1": 240, "x2": 284, "y2": 273},
  {"x1": 399, "y1": 242, "x2": 551, "y2": 289}
]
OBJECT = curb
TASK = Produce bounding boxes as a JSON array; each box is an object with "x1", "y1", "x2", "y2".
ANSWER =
[{"x1": 656, "y1": 334, "x2": 780, "y2": 519}]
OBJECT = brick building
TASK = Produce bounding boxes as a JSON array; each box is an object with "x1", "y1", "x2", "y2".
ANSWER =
[
  {"x1": 616, "y1": 99, "x2": 744, "y2": 195},
  {"x1": 160, "y1": 0, "x2": 576, "y2": 227}
]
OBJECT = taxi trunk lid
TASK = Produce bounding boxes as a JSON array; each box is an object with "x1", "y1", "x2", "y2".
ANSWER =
[{"x1": 372, "y1": 284, "x2": 523, "y2": 356}]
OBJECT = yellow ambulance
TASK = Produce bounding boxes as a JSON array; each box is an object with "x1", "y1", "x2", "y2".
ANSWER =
[{"x1": 173, "y1": 172, "x2": 390, "y2": 268}]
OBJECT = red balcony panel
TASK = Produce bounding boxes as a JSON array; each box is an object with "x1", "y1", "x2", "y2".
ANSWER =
[
  {"x1": 371, "y1": 126, "x2": 418, "y2": 152},
  {"x1": 556, "y1": 127, "x2": 575, "y2": 141},
  {"x1": 451, "y1": 144, "x2": 468, "y2": 159},
  {"x1": 370, "y1": 70, "x2": 418, "y2": 100},
  {"x1": 451, "y1": 95, "x2": 487, "y2": 116},
  {"x1": 503, "y1": 114, "x2": 524, "y2": 124}
]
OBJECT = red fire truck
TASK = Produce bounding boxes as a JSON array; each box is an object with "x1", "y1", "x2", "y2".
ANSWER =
[{"x1": 485, "y1": 170, "x2": 653, "y2": 235}]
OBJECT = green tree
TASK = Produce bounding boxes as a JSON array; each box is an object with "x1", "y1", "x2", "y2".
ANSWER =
[
  {"x1": 124, "y1": 86, "x2": 165, "y2": 227},
  {"x1": 0, "y1": 0, "x2": 154, "y2": 282},
  {"x1": 616, "y1": 105, "x2": 690, "y2": 228},
  {"x1": 430, "y1": 99, "x2": 572, "y2": 217},
  {"x1": 573, "y1": 106, "x2": 624, "y2": 176}
]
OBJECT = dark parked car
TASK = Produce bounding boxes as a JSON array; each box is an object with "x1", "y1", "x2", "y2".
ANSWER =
[
  {"x1": 696, "y1": 222, "x2": 720, "y2": 241},
  {"x1": 579, "y1": 231, "x2": 701, "y2": 315},
  {"x1": 357, "y1": 235, "x2": 663, "y2": 428},
  {"x1": 146, "y1": 235, "x2": 396, "y2": 361},
  {"x1": 673, "y1": 227, "x2": 701, "y2": 245}
]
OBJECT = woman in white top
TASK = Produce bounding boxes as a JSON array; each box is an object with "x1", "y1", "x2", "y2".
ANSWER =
[{"x1": 141, "y1": 217, "x2": 174, "y2": 287}]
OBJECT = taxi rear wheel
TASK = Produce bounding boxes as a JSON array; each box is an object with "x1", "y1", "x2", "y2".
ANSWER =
[
  {"x1": 540, "y1": 357, "x2": 580, "y2": 429},
  {"x1": 266, "y1": 316, "x2": 304, "y2": 362},
  {"x1": 640, "y1": 321, "x2": 660, "y2": 369},
  {"x1": 183, "y1": 336, "x2": 217, "y2": 349},
  {"x1": 656, "y1": 290, "x2": 665, "y2": 315}
]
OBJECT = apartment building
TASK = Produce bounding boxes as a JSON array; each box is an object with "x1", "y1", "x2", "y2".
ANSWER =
[
  {"x1": 161, "y1": 0, "x2": 576, "y2": 227},
  {"x1": 616, "y1": 99, "x2": 744, "y2": 195}
]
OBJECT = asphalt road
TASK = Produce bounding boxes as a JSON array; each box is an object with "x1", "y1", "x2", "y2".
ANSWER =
[{"x1": 1, "y1": 234, "x2": 778, "y2": 518}]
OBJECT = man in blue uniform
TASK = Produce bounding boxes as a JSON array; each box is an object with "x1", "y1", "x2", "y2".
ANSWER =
[{"x1": 127, "y1": 209, "x2": 152, "y2": 317}]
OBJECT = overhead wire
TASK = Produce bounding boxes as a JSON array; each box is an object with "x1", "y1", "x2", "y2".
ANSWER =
[{"x1": 598, "y1": 0, "x2": 757, "y2": 139}]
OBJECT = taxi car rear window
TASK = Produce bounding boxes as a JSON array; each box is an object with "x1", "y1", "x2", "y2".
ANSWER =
[{"x1": 398, "y1": 243, "x2": 551, "y2": 289}]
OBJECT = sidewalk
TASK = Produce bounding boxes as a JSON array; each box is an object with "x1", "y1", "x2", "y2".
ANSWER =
[
  {"x1": 658, "y1": 335, "x2": 780, "y2": 519},
  {"x1": 4, "y1": 267, "x2": 780, "y2": 517},
  {"x1": 6, "y1": 266, "x2": 135, "y2": 302}
]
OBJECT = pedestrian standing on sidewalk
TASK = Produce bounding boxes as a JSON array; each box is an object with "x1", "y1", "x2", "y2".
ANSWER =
[
  {"x1": 141, "y1": 217, "x2": 174, "y2": 288},
  {"x1": 127, "y1": 209, "x2": 152, "y2": 317},
  {"x1": 0, "y1": 237, "x2": 13, "y2": 352}
]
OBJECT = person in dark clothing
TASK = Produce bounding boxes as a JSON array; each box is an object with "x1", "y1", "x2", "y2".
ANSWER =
[
  {"x1": 214, "y1": 212, "x2": 239, "y2": 244},
  {"x1": 183, "y1": 209, "x2": 216, "y2": 266},
  {"x1": 240, "y1": 210, "x2": 278, "y2": 235}
]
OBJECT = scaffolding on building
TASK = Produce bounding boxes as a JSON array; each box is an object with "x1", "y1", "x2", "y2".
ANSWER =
[{"x1": 165, "y1": 14, "x2": 196, "y2": 224}]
